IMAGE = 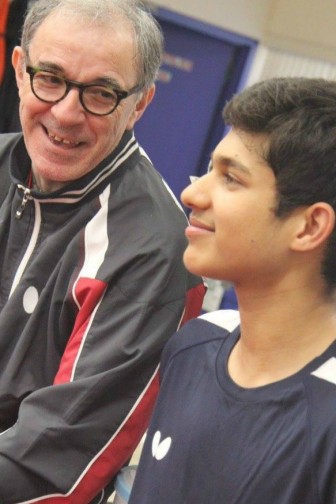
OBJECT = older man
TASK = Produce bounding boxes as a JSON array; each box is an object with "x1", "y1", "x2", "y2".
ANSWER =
[{"x1": 0, "y1": 0, "x2": 205, "y2": 502}]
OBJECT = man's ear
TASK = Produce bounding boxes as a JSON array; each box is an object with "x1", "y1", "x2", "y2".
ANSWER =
[
  {"x1": 12, "y1": 46, "x2": 25, "y2": 87},
  {"x1": 126, "y1": 84, "x2": 156, "y2": 129},
  {"x1": 291, "y1": 203, "x2": 335, "y2": 252}
]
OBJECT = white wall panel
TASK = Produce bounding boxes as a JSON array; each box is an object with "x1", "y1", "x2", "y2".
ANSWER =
[
  {"x1": 246, "y1": 45, "x2": 336, "y2": 87},
  {"x1": 148, "y1": 0, "x2": 272, "y2": 40}
]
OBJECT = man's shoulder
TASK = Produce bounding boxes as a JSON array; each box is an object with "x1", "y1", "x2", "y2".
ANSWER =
[
  {"x1": 0, "y1": 133, "x2": 22, "y2": 204},
  {"x1": 106, "y1": 149, "x2": 188, "y2": 247},
  {"x1": 0, "y1": 132, "x2": 22, "y2": 156}
]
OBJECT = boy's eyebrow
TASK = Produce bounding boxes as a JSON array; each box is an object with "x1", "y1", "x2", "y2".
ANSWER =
[{"x1": 210, "y1": 153, "x2": 251, "y2": 176}]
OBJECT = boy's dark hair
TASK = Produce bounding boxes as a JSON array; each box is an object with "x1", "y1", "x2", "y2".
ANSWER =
[{"x1": 223, "y1": 77, "x2": 336, "y2": 293}]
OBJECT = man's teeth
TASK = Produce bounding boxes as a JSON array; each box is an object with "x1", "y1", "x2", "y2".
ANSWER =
[{"x1": 48, "y1": 133, "x2": 79, "y2": 145}]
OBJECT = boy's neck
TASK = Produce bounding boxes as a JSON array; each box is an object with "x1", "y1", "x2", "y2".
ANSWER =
[{"x1": 227, "y1": 286, "x2": 336, "y2": 388}]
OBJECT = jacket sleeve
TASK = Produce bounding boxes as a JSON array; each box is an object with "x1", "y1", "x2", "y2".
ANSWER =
[{"x1": 0, "y1": 238, "x2": 205, "y2": 503}]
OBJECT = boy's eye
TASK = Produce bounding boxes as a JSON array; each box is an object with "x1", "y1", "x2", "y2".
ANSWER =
[{"x1": 224, "y1": 173, "x2": 236, "y2": 183}]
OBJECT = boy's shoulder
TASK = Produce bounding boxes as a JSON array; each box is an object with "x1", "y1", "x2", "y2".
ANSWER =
[
  {"x1": 161, "y1": 310, "x2": 240, "y2": 369},
  {"x1": 198, "y1": 309, "x2": 240, "y2": 330}
]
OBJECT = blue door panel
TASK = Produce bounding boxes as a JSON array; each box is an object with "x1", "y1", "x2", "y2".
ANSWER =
[{"x1": 135, "y1": 11, "x2": 255, "y2": 199}]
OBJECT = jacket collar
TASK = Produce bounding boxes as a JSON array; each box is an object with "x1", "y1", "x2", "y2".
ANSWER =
[{"x1": 10, "y1": 129, "x2": 140, "y2": 203}]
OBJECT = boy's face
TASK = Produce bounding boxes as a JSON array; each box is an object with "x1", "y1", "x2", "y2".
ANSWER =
[{"x1": 181, "y1": 128, "x2": 296, "y2": 287}]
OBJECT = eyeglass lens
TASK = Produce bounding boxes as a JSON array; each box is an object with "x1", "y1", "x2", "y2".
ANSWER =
[{"x1": 31, "y1": 70, "x2": 120, "y2": 115}]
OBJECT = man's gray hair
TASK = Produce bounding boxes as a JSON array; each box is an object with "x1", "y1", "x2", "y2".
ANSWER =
[{"x1": 21, "y1": 0, "x2": 163, "y2": 90}]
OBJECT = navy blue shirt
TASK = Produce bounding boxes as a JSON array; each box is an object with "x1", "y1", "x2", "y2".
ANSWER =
[{"x1": 129, "y1": 312, "x2": 336, "y2": 504}]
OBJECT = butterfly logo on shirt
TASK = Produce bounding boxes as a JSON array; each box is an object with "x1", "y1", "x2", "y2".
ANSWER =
[{"x1": 152, "y1": 431, "x2": 172, "y2": 460}]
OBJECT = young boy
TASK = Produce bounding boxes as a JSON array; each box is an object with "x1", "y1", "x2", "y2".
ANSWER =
[{"x1": 128, "y1": 77, "x2": 336, "y2": 504}]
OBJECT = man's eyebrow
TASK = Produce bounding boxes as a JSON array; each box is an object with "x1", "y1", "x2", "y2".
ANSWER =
[
  {"x1": 35, "y1": 61, "x2": 64, "y2": 73},
  {"x1": 35, "y1": 61, "x2": 121, "y2": 88}
]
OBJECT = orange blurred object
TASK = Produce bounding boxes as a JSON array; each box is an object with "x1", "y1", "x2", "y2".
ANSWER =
[{"x1": 0, "y1": 0, "x2": 10, "y2": 85}]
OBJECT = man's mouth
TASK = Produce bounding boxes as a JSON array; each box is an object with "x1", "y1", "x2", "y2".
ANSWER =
[{"x1": 46, "y1": 129, "x2": 81, "y2": 146}]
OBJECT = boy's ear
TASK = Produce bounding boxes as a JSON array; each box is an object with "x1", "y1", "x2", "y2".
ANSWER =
[{"x1": 291, "y1": 203, "x2": 335, "y2": 252}]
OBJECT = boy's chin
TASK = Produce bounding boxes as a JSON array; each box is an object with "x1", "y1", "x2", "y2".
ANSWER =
[{"x1": 183, "y1": 249, "x2": 207, "y2": 278}]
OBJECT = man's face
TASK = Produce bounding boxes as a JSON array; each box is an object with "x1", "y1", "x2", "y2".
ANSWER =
[
  {"x1": 181, "y1": 129, "x2": 296, "y2": 287},
  {"x1": 12, "y1": 10, "x2": 154, "y2": 192}
]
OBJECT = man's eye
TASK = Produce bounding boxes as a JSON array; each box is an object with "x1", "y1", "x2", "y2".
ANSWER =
[
  {"x1": 36, "y1": 73, "x2": 63, "y2": 86},
  {"x1": 86, "y1": 87, "x2": 116, "y2": 102},
  {"x1": 100, "y1": 89, "x2": 115, "y2": 100}
]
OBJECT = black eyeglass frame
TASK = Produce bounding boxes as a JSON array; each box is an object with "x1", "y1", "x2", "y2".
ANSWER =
[{"x1": 26, "y1": 65, "x2": 143, "y2": 116}]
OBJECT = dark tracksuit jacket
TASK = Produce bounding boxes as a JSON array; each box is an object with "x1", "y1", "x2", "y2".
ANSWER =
[{"x1": 0, "y1": 130, "x2": 205, "y2": 503}]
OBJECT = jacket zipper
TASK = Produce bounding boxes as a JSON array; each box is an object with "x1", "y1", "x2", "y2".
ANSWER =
[
  {"x1": 10, "y1": 198, "x2": 42, "y2": 297},
  {"x1": 16, "y1": 185, "x2": 32, "y2": 219}
]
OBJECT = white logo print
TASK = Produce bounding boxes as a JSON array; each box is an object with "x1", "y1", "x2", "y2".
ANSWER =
[
  {"x1": 23, "y1": 286, "x2": 39, "y2": 314},
  {"x1": 152, "y1": 431, "x2": 172, "y2": 460}
]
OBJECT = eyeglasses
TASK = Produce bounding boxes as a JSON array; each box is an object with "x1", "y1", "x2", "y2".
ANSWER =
[{"x1": 26, "y1": 65, "x2": 143, "y2": 116}]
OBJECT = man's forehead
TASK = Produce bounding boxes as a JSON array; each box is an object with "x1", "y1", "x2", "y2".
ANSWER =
[
  {"x1": 27, "y1": 9, "x2": 137, "y2": 81},
  {"x1": 30, "y1": 8, "x2": 135, "y2": 48}
]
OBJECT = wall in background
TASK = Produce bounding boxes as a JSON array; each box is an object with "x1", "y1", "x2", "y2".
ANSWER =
[
  {"x1": 135, "y1": 7, "x2": 256, "y2": 199},
  {"x1": 148, "y1": 0, "x2": 273, "y2": 40},
  {"x1": 149, "y1": 0, "x2": 336, "y2": 64},
  {"x1": 264, "y1": 0, "x2": 336, "y2": 62}
]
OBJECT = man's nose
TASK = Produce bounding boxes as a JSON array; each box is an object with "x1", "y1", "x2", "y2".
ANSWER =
[{"x1": 50, "y1": 88, "x2": 86, "y2": 121}]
